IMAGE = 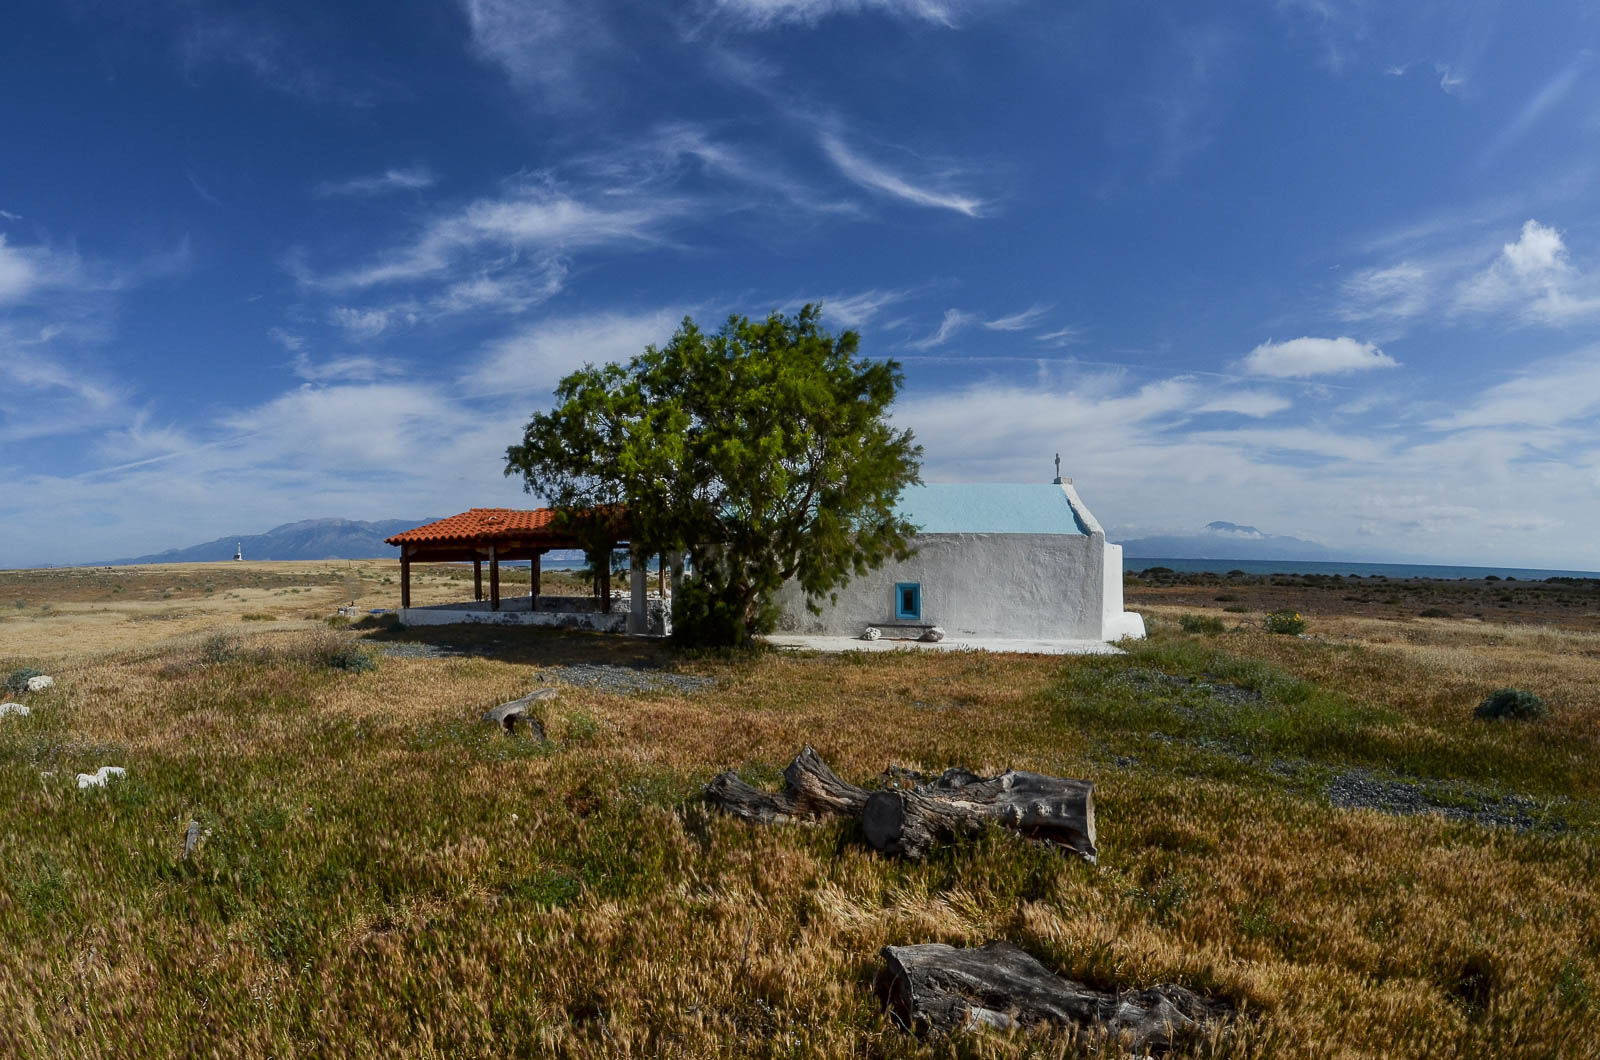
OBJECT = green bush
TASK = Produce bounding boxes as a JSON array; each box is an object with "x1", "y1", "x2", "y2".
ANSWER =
[
  {"x1": 1474, "y1": 688, "x2": 1546, "y2": 722},
  {"x1": 1179, "y1": 614, "x2": 1225, "y2": 634},
  {"x1": 4, "y1": 667, "x2": 43, "y2": 695},
  {"x1": 671, "y1": 577, "x2": 777, "y2": 650},
  {"x1": 1263, "y1": 610, "x2": 1306, "y2": 635}
]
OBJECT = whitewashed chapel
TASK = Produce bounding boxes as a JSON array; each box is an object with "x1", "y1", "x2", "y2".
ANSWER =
[{"x1": 774, "y1": 478, "x2": 1145, "y2": 643}]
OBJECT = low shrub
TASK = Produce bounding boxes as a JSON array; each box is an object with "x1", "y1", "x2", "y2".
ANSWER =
[
  {"x1": 1474, "y1": 688, "x2": 1546, "y2": 722},
  {"x1": 241, "y1": 613, "x2": 274, "y2": 622},
  {"x1": 1419, "y1": 607, "x2": 1451, "y2": 618},
  {"x1": 1179, "y1": 614, "x2": 1225, "y2": 635},
  {"x1": 199, "y1": 635, "x2": 238, "y2": 666},
  {"x1": 1223, "y1": 605, "x2": 1249, "y2": 614},
  {"x1": 4, "y1": 667, "x2": 44, "y2": 695},
  {"x1": 1263, "y1": 610, "x2": 1306, "y2": 635},
  {"x1": 325, "y1": 645, "x2": 379, "y2": 674},
  {"x1": 1213, "y1": 593, "x2": 1239, "y2": 602}
]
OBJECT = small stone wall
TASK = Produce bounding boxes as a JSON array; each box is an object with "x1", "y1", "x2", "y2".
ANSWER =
[{"x1": 399, "y1": 595, "x2": 670, "y2": 635}]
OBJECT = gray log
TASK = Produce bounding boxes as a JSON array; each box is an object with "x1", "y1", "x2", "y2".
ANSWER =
[
  {"x1": 877, "y1": 941, "x2": 1228, "y2": 1050},
  {"x1": 705, "y1": 746, "x2": 870, "y2": 824},
  {"x1": 863, "y1": 769, "x2": 1096, "y2": 863},
  {"x1": 483, "y1": 687, "x2": 556, "y2": 738}
]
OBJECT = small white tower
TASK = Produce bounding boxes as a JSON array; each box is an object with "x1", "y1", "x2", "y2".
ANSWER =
[{"x1": 233, "y1": 542, "x2": 243, "y2": 561}]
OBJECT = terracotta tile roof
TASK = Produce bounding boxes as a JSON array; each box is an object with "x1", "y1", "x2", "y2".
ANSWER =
[{"x1": 385, "y1": 507, "x2": 626, "y2": 547}]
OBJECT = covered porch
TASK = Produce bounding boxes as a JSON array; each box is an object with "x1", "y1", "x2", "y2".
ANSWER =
[{"x1": 384, "y1": 508, "x2": 681, "y2": 635}]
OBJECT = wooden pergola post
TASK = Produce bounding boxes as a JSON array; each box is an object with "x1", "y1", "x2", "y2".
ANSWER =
[
  {"x1": 489, "y1": 545, "x2": 500, "y2": 611},
  {"x1": 657, "y1": 552, "x2": 666, "y2": 597},
  {"x1": 400, "y1": 545, "x2": 411, "y2": 609},
  {"x1": 601, "y1": 544, "x2": 612, "y2": 613},
  {"x1": 473, "y1": 557, "x2": 483, "y2": 602},
  {"x1": 531, "y1": 550, "x2": 543, "y2": 609}
]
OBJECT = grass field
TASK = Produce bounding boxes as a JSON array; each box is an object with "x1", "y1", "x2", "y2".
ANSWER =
[{"x1": 1, "y1": 561, "x2": 1597, "y2": 1057}]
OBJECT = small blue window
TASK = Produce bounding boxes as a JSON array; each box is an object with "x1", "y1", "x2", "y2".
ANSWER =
[{"x1": 895, "y1": 582, "x2": 922, "y2": 620}]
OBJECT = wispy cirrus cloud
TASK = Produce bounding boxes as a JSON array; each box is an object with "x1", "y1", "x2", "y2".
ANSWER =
[
  {"x1": 906, "y1": 308, "x2": 977, "y2": 350},
  {"x1": 706, "y1": 0, "x2": 1011, "y2": 28},
  {"x1": 458, "y1": 0, "x2": 610, "y2": 109},
  {"x1": 315, "y1": 166, "x2": 437, "y2": 198},
  {"x1": 1034, "y1": 325, "x2": 1085, "y2": 347},
  {"x1": 310, "y1": 179, "x2": 673, "y2": 293},
  {"x1": 179, "y1": 10, "x2": 378, "y2": 107},
  {"x1": 819, "y1": 134, "x2": 984, "y2": 217},
  {"x1": 983, "y1": 304, "x2": 1051, "y2": 331}
]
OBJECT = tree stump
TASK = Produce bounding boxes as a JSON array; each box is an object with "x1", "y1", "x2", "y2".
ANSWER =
[
  {"x1": 705, "y1": 746, "x2": 870, "y2": 824},
  {"x1": 876, "y1": 941, "x2": 1229, "y2": 1050},
  {"x1": 483, "y1": 687, "x2": 556, "y2": 739},
  {"x1": 863, "y1": 768, "x2": 1096, "y2": 863}
]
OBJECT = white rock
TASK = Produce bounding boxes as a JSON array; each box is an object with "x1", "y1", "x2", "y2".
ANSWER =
[
  {"x1": 25, "y1": 675, "x2": 53, "y2": 692},
  {"x1": 862, "y1": 626, "x2": 882, "y2": 641},
  {"x1": 0, "y1": 702, "x2": 29, "y2": 718},
  {"x1": 76, "y1": 766, "x2": 126, "y2": 790},
  {"x1": 921, "y1": 626, "x2": 946, "y2": 643}
]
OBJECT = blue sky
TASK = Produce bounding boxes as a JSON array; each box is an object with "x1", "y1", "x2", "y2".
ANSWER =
[{"x1": 5, "y1": 0, "x2": 1600, "y2": 569}]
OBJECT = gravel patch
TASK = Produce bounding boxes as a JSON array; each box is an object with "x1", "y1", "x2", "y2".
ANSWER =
[
  {"x1": 1117, "y1": 668, "x2": 1263, "y2": 708},
  {"x1": 1327, "y1": 769, "x2": 1564, "y2": 832},
  {"x1": 538, "y1": 664, "x2": 714, "y2": 696}
]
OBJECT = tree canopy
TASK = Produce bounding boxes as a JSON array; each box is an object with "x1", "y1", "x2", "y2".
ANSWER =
[{"x1": 504, "y1": 305, "x2": 922, "y2": 645}]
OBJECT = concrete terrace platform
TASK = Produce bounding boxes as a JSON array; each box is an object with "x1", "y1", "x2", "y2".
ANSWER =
[{"x1": 764, "y1": 634, "x2": 1124, "y2": 656}]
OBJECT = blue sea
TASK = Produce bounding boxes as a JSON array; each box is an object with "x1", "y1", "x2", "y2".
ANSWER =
[{"x1": 1124, "y1": 557, "x2": 1600, "y2": 581}]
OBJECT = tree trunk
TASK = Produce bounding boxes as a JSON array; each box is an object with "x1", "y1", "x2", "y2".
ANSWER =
[
  {"x1": 706, "y1": 746, "x2": 870, "y2": 824},
  {"x1": 862, "y1": 768, "x2": 1096, "y2": 863},
  {"x1": 876, "y1": 941, "x2": 1229, "y2": 1050}
]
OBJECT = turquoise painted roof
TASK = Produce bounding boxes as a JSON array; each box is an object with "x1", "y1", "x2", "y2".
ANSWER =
[{"x1": 894, "y1": 483, "x2": 1088, "y2": 535}]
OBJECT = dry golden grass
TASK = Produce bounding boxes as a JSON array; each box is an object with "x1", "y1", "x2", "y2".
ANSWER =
[{"x1": 0, "y1": 563, "x2": 1597, "y2": 1056}]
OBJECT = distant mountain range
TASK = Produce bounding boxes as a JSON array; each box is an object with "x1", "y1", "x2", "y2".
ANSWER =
[
  {"x1": 1117, "y1": 520, "x2": 1336, "y2": 561},
  {"x1": 96, "y1": 518, "x2": 430, "y2": 566}
]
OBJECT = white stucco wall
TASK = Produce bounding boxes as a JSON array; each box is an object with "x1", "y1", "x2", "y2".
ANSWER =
[
  {"x1": 772, "y1": 481, "x2": 1144, "y2": 642},
  {"x1": 774, "y1": 530, "x2": 1106, "y2": 639}
]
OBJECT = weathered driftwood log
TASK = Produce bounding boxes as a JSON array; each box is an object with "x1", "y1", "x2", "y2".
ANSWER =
[
  {"x1": 705, "y1": 746, "x2": 871, "y2": 824},
  {"x1": 876, "y1": 941, "x2": 1228, "y2": 1050},
  {"x1": 483, "y1": 687, "x2": 556, "y2": 739},
  {"x1": 863, "y1": 768, "x2": 1096, "y2": 863}
]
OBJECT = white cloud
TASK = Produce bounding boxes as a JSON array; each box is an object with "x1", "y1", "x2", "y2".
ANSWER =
[
  {"x1": 819, "y1": 134, "x2": 983, "y2": 217},
  {"x1": 328, "y1": 307, "x2": 393, "y2": 341},
  {"x1": 315, "y1": 166, "x2": 436, "y2": 198},
  {"x1": 906, "y1": 309, "x2": 976, "y2": 350},
  {"x1": 291, "y1": 353, "x2": 398, "y2": 384},
  {"x1": 983, "y1": 304, "x2": 1051, "y2": 331},
  {"x1": 1428, "y1": 349, "x2": 1600, "y2": 430},
  {"x1": 1453, "y1": 219, "x2": 1600, "y2": 324},
  {"x1": 1195, "y1": 392, "x2": 1292, "y2": 418},
  {"x1": 1241, "y1": 336, "x2": 1398, "y2": 378},
  {"x1": 707, "y1": 0, "x2": 1008, "y2": 28},
  {"x1": 463, "y1": 308, "x2": 687, "y2": 398},
  {"x1": 0, "y1": 236, "x2": 41, "y2": 303}
]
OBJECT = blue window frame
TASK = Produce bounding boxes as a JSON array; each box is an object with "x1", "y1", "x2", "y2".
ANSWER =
[{"x1": 895, "y1": 582, "x2": 922, "y2": 620}]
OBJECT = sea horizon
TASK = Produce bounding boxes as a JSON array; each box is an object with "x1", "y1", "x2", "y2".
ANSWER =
[{"x1": 1123, "y1": 556, "x2": 1600, "y2": 581}]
